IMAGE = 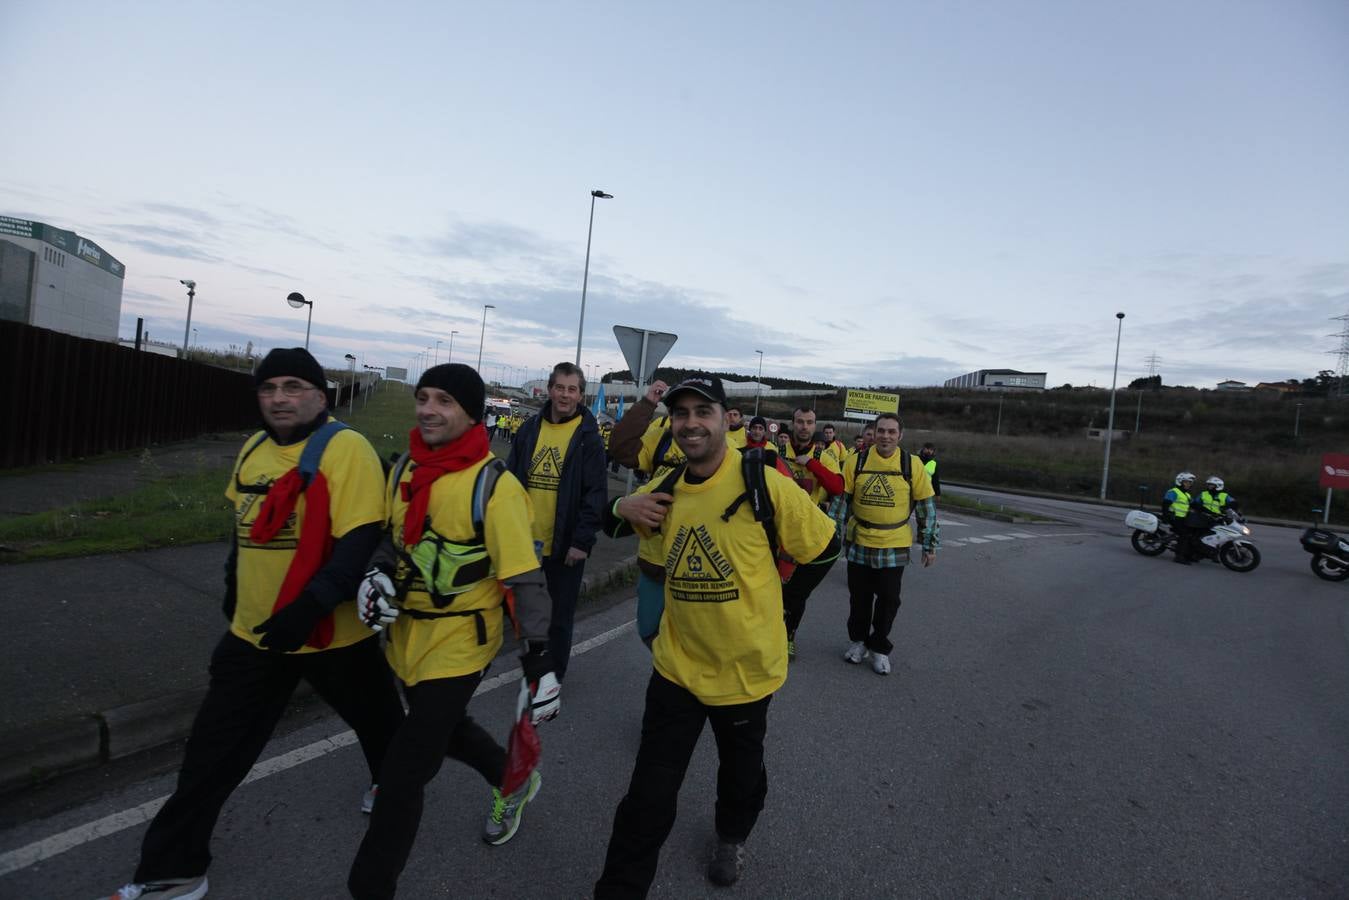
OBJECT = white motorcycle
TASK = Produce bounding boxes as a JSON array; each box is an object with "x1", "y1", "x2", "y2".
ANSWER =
[{"x1": 1125, "y1": 508, "x2": 1261, "y2": 573}]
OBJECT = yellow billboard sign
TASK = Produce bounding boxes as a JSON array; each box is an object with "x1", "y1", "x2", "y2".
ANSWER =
[{"x1": 843, "y1": 389, "x2": 899, "y2": 420}]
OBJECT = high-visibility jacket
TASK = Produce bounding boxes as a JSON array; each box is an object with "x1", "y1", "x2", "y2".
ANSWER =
[
  {"x1": 1200, "y1": 490, "x2": 1230, "y2": 515},
  {"x1": 1164, "y1": 486, "x2": 1191, "y2": 518}
]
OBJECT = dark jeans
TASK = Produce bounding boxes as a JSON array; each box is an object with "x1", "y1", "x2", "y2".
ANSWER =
[
  {"x1": 348, "y1": 671, "x2": 504, "y2": 900},
  {"x1": 594, "y1": 672, "x2": 771, "y2": 900},
  {"x1": 846, "y1": 561, "x2": 906, "y2": 655},
  {"x1": 542, "y1": 554, "x2": 587, "y2": 680},
  {"x1": 782, "y1": 553, "x2": 838, "y2": 638},
  {"x1": 135, "y1": 632, "x2": 403, "y2": 882}
]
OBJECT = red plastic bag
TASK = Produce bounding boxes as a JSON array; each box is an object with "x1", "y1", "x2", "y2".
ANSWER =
[{"x1": 501, "y1": 680, "x2": 541, "y2": 795}]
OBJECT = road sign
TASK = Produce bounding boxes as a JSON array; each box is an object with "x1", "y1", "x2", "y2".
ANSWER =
[
  {"x1": 1320, "y1": 454, "x2": 1349, "y2": 489},
  {"x1": 385, "y1": 366, "x2": 409, "y2": 382},
  {"x1": 613, "y1": 326, "x2": 677, "y2": 386},
  {"x1": 843, "y1": 388, "x2": 899, "y2": 421}
]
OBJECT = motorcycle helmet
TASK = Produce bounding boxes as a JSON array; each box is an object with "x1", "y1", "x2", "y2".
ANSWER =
[
  {"x1": 1205, "y1": 476, "x2": 1224, "y2": 491},
  {"x1": 1175, "y1": 471, "x2": 1196, "y2": 486}
]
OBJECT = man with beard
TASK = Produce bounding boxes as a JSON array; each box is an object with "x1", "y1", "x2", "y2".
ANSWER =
[
  {"x1": 724, "y1": 404, "x2": 747, "y2": 449},
  {"x1": 107, "y1": 348, "x2": 403, "y2": 900},
  {"x1": 594, "y1": 377, "x2": 838, "y2": 896},
  {"x1": 506, "y1": 362, "x2": 607, "y2": 680}
]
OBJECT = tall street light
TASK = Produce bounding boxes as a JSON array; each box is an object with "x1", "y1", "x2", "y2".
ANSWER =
[
  {"x1": 1100, "y1": 312, "x2": 1125, "y2": 500},
  {"x1": 286, "y1": 292, "x2": 313, "y2": 349},
  {"x1": 575, "y1": 189, "x2": 614, "y2": 366},
  {"x1": 179, "y1": 279, "x2": 196, "y2": 359},
  {"x1": 344, "y1": 353, "x2": 357, "y2": 412},
  {"x1": 1294, "y1": 402, "x2": 1303, "y2": 437},
  {"x1": 753, "y1": 350, "x2": 764, "y2": 415},
  {"x1": 448, "y1": 330, "x2": 459, "y2": 363},
  {"x1": 434, "y1": 339, "x2": 442, "y2": 365},
  {"x1": 477, "y1": 304, "x2": 495, "y2": 370}
]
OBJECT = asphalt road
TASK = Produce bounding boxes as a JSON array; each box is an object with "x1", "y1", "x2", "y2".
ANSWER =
[{"x1": 2, "y1": 490, "x2": 1345, "y2": 899}]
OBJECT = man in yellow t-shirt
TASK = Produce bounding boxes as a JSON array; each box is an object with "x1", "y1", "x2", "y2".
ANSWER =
[
  {"x1": 111, "y1": 348, "x2": 404, "y2": 900},
  {"x1": 349, "y1": 363, "x2": 559, "y2": 898},
  {"x1": 833, "y1": 412, "x2": 939, "y2": 676},
  {"x1": 505, "y1": 362, "x2": 608, "y2": 680},
  {"x1": 595, "y1": 377, "x2": 839, "y2": 896},
  {"x1": 725, "y1": 404, "x2": 747, "y2": 449}
]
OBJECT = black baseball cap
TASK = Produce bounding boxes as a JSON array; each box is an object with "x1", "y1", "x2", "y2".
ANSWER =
[{"x1": 664, "y1": 376, "x2": 727, "y2": 407}]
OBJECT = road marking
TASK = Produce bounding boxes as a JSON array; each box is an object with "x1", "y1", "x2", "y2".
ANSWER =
[
  {"x1": 944, "y1": 540, "x2": 964, "y2": 547},
  {"x1": 963, "y1": 536, "x2": 991, "y2": 544},
  {"x1": 0, "y1": 617, "x2": 638, "y2": 877},
  {"x1": 1007, "y1": 532, "x2": 1037, "y2": 538},
  {"x1": 983, "y1": 534, "x2": 1014, "y2": 541}
]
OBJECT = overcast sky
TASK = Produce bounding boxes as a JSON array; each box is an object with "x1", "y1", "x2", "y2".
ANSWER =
[{"x1": 3, "y1": 0, "x2": 1346, "y2": 389}]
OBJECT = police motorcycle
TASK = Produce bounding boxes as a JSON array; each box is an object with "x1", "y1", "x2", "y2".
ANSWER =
[
  {"x1": 1300, "y1": 510, "x2": 1349, "y2": 582},
  {"x1": 1124, "y1": 484, "x2": 1261, "y2": 572}
]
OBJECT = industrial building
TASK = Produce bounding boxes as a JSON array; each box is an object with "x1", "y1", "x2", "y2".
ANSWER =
[
  {"x1": 0, "y1": 215, "x2": 125, "y2": 341},
  {"x1": 945, "y1": 369, "x2": 1047, "y2": 391}
]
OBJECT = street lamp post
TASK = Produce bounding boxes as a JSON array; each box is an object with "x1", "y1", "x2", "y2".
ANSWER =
[
  {"x1": 575, "y1": 189, "x2": 614, "y2": 366},
  {"x1": 286, "y1": 292, "x2": 313, "y2": 349},
  {"x1": 434, "y1": 339, "x2": 442, "y2": 365},
  {"x1": 1100, "y1": 312, "x2": 1126, "y2": 500},
  {"x1": 1295, "y1": 402, "x2": 1303, "y2": 437},
  {"x1": 344, "y1": 353, "x2": 357, "y2": 413},
  {"x1": 753, "y1": 350, "x2": 764, "y2": 416},
  {"x1": 179, "y1": 279, "x2": 196, "y2": 359},
  {"x1": 477, "y1": 304, "x2": 495, "y2": 370},
  {"x1": 996, "y1": 393, "x2": 1004, "y2": 436},
  {"x1": 448, "y1": 330, "x2": 459, "y2": 364}
]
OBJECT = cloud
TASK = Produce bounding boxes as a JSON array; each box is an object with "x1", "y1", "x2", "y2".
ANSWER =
[
  {"x1": 391, "y1": 219, "x2": 564, "y2": 263},
  {"x1": 136, "y1": 203, "x2": 222, "y2": 227}
]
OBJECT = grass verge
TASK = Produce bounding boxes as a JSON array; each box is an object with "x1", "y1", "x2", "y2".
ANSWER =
[{"x1": 939, "y1": 491, "x2": 1054, "y2": 522}]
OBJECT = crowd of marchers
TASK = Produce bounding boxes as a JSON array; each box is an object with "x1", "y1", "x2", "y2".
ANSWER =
[{"x1": 105, "y1": 350, "x2": 943, "y2": 900}]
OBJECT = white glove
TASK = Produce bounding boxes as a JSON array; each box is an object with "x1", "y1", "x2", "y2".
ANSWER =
[
  {"x1": 518, "y1": 673, "x2": 561, "y2": 725},
  {"x1": 357, "y1": 569, "x2": 398, "y2": 632}
]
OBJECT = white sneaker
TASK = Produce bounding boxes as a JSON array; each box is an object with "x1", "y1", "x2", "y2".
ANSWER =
[
  {"x1": 872, "y1": 652, "x2": 891, "y2": 675},
  {"x1": 106, "y1": 876, "x2": 208, "y2": 899},
  {"x1": 361, "y1": 784, "x2": 378, "y2": 815},
  {"x1": 843, "y1": 641, "x2": 868, "y2": 664}
]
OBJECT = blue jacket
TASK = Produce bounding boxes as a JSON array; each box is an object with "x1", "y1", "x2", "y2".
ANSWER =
[{"x1": 506, "y1": 402, "x2": 609, "y2": 561}]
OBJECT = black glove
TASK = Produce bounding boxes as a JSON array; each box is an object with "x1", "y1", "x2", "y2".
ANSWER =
[
  {"x1": 520, "y1": 642, "x2": 555, "y2": 683},
  {"x1": 253, "y1": 593, "x2": 327, "y2": 652}
]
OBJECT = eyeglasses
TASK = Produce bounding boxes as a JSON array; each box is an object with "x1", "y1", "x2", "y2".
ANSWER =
[{"x1": 257, "y1": 381, "x2": 318, "y2": 398}]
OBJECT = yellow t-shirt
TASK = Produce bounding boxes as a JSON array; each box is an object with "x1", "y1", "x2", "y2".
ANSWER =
[
  {"x1": 632, "y1": 449, "x2": 836, "y2": 705},
  {"x1": 842, "y1": 448, "x2": 935, "y2": 549},
  {"x1": 385, "y1": 455, "x2": 539, "y2": 684},
  {"x1": 525, "y1": 415, "x2": 582, "y2": 555},
  {"x1": 726, "y1": 427, "x2": 747, "y2": 450},
  {"x1": 225, "y1": 427, "x2": 385, "y2": 653},
  {"x1": 780, "y1": 443, "x2": 843, "y2": 506}
]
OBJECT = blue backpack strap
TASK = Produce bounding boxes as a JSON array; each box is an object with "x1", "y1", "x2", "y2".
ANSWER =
[
  {"x1": 297, "y1": 420, "x2": 350, "y2": 489},
  {"x1": 471, "y1": 458, "x2": 508, "y2": 542}
]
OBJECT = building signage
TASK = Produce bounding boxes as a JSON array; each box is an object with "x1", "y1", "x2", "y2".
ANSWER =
[
  {"x1": 843, "y1": 388, "x2": 899, "y2": 421},
  {"x1": 0, "y1": 215, "x2": 125, "y2": 278}
]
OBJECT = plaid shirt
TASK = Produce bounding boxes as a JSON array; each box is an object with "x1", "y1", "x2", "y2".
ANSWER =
[{"x1": 829, "y1": 496, "x2": 940, "y2": 569}]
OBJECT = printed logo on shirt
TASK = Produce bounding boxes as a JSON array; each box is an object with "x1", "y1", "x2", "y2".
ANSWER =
[
  {"x1": 236, "y1": 479, "x2": 299, "y2": 549},
  {"x1": 859, "y1": 473, "x2": 896, "y2": 508},
  {"x1": 666, "y1": 524, "x2": 739, "y2": 603},
  {"x1": 529, "y1": 446, "x2": 563, "y2": 491}
]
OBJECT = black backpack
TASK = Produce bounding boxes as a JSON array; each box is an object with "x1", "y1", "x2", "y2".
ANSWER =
[
  {"x1": 651, "y1": 446, "x2": 781, "y2": 560},
  {"x1": 850, "y1": 447, "x2": 917, "y2": 526}
]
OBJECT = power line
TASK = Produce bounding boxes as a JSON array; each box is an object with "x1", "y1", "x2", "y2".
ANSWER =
[{"x1": 1329, "y1": 311, "x2": 1349, "y2": 397}]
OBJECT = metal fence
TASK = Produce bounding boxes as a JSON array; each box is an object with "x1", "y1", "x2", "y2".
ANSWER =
[{"x1": 1, "y1": 322, "x2": 260, "y2": 468}]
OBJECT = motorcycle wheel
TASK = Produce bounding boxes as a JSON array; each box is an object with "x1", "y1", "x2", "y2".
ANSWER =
[
  {"x1": 1219, "y1": 542, "x2": 1261, "y2": 573},
  {"x1": 1131, "y1": 529, "x2": 1168, "y2": 557},
  {"x1": 1310, "y1": 553, "x2": 1349, "y2": 582}
]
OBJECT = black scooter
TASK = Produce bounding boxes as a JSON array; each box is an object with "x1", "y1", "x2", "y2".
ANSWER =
[{"x1": 1300, "y1": 510, "x2": 1349, "y2": 581}]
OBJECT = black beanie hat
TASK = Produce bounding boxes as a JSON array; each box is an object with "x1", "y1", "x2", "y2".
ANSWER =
[
  {"x1": 417, "y1": 363, "x2": 485, "y2": 422},
  {"x1": 255, "y1": 347, "x2": 326, "y2": 391},
  {"x1": 749, "y1": 415, "x2": 767, "y2": 429}
]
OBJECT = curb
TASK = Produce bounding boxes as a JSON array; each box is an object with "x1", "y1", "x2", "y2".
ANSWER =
[{"x1": 0, "y1": 557, "x2": 641, "y2": 798}]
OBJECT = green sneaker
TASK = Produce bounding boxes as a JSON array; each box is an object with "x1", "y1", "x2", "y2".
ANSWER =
[
  {"x1": 482, "y1": 769, "x2": 541, "y2": 845},
  {"x1": 787, "y1": 638, "x2": 797, "y2": 661}
]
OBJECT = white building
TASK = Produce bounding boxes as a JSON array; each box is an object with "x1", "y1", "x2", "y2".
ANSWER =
[
  {"x1": 944, "y1": 368, "x2": 1047, "y2": 391},
  {"x1": 0, "y1": 215, "x2": 125, "y2": 341}
]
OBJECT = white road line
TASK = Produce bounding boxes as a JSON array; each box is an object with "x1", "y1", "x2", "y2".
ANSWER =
[
  {"x1": 943, "y1": 540, "x2": 964, "y2": 547},
  {"x1": 942, "y1": 520, "x2": 970, "y2": 528},
  {"x1": 1007, "y1": 532, "x2": 1037, "y2": 538},
  {"x1": 963, "y1": 536, "x2": 991, "y2": 544},
  {"x1": 983, "y1": 534, "x2": 1014, "y2": 541},
  {"x1": 0, "y1": 616, "x2": 639, "y2": 877}
]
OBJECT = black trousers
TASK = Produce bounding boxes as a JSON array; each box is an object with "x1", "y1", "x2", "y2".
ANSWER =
[
  {"x1": 846, "y1": 561, "x2": 906, "y2": 655},
  {"x1": 543, "y1": 555, "x2": 587, "y2": 680},
  {"x1": 594, "y1": 672, "x2": 771, "y2": 900},
  {"x1": 782, "y1": 552, "x2": 838, "y2": 637},
  {"x1": 348, "y1": 671, "x2": 504, "y2": 900},
  {"x1": 135, "y1": 632, "x2": 404, "y2": 882}
]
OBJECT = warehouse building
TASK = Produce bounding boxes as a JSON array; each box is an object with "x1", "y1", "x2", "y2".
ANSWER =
[
  {"x1": 945, "y1": 368, "x2": 1047, "y2": 391},
  {"x1": 0, "y1": 215, "x2": 125, "y2": 341}
]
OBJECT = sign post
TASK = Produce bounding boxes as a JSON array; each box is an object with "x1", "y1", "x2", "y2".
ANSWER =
[{"x1": 1318, "y1": 453, "x2": 1349, "y2": 523}]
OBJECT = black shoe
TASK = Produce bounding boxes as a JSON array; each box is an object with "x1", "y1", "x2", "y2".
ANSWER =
[
  {"x1": 708, "y1": 839, "x2": 744, "y2": 887},
  {"x1": 1173, "y1": 556, "x2": 1193, "y2": 565}
]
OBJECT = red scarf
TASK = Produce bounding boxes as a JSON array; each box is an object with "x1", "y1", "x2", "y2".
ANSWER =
[
  {"x1": 402, "y1": 423, "x2": 491, "y2": 547},
  {"x1": 745, "y1": 436, "x2": 769, "y2": 449},
  {"x1": 249, "y1": 444, "x2": 336, "y2": 649}
]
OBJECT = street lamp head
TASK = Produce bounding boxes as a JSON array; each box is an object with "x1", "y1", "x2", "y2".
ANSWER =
[
  {"x1": 592, "y1": 190, "x2": 614, "y2": 199},
  {"x1": 180, "y1": 279, "x2": 195, "y2": 289},
  {"x1": 1116, "y1": 312, "x2": 1125, "y2": 320},
  {"x1": 484, "y1": 304, "x2": 495, "y2": 310},
  {"x1": 344, "y1": 353, "x2": 356, "y2": 361},
  {"x1": 286, "y1": 291, "x2": 309, "y2": 309}
]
